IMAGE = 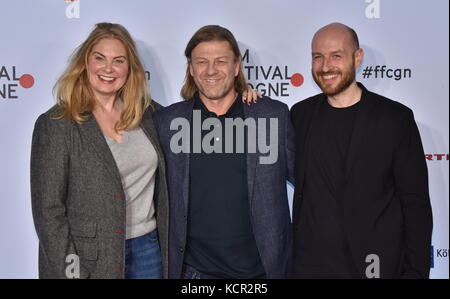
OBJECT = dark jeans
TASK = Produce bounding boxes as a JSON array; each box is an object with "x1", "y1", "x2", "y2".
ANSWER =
[{"x1": 125, "y1": 230, "x2": 162, "y2": 279}]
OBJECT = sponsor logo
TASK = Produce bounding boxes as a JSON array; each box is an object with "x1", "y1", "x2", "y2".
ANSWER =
[
  {"x1": 431, "y1": 247, "x2": 449, "y2": 269},
  {"x1": 0, "y1": 66, "x2": 35, "y2": 100},
  {"x1": 242, "y1": 49, "x2": 304, "y2": 98},
  {"x1": 425, "y1": 154, "x2": 449, "y2": 161}
]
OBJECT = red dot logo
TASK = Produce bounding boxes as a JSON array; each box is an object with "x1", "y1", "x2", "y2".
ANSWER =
[
  {"x1": 290, "y1": 73, "x2": 304, "y2": 87},
  {"x1": 19, "y1": 74, "x2": 35, "y2": 89}
]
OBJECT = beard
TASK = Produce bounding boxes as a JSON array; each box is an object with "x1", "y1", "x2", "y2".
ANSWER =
[
  {"x1": 196, "y1": 79, "x2": 235, "y2": 101},
  {"x1": 313, "y1": 62, "x2": 356, "y2": 96}
]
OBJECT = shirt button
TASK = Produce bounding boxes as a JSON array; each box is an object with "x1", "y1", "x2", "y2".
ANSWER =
[{"x1": 179, "y1": 248, "x2": 184, "y2": 253}]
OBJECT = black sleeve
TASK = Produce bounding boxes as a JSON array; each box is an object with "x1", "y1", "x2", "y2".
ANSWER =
[{"x1": 393, "y1": 109, "x2": 433, "y2": 278}]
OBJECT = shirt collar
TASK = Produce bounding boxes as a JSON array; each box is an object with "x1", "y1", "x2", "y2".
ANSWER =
[{"x1": 193, "y1": 93, "x2": 243, "y2": 118}]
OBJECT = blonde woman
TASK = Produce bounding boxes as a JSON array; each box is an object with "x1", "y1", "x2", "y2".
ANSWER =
[{"x1": 31, "y1": 23, "x2": 169, "y2": 279}]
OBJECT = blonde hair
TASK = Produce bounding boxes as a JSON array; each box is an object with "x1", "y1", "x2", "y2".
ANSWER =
[
  {"x1": 54, "y1": 22, "x2": 151, "y2": 131},
  {"x1": 181, "y1": 25, "x2": 248, "y2": 101}
]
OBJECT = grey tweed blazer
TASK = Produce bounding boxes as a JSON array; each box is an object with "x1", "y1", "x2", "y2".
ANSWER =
[{"x1": 30, "y1": 103, "x2": 169, "y2": 279}]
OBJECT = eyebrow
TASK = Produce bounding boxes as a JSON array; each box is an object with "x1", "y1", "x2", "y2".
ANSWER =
[
  {"x1": 193, "y1": 56, "x2": 231, "y2": 60},
  {"x1": 312, "y1": 50, "x2": 344, "y2": 56},
  {"x1": 92, "y1": 52, "x2": 127, "y2": 59}
]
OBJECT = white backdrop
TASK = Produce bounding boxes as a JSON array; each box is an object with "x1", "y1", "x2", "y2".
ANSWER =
[{"x1": 0, "y1": 0, "x2": 448, "y2": 279}]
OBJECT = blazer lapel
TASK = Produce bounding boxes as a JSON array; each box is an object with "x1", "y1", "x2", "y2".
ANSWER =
[
  {"x1": 298, "y1": 96, "x2": 324, "y2": 191},
  {"x1": 78, "y1": 113, "x2": 122, "y2": 186},
  {"x1": 140, "y1": 105, "x2": 166, "y2": 168},
  {"x1": 243, "y1": 103, "x2": 259, "y2": 205},
  {"x1": 178, "y1": 101, "x2": 195, "y2": 214}
]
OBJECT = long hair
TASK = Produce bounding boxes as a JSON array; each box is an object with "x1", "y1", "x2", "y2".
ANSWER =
[
  {"x1": 54, "y1": 22, "x2": 151, "y2": 131},
  {"x1": 181, "y1": 25, "x2": 248, "y2": 101}
]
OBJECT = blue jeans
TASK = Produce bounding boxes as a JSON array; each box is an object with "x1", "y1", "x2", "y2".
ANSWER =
[{"x1": 125, "y1": 230, "x2": 162, "y2": 279}]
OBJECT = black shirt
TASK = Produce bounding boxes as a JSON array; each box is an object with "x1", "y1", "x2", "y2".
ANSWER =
[
  {"x1": 300, "y1": 99, "x2": 360, "y2": 276},
  {"x1": 185, "y1": 94, "x2": 265, "y2": 278}
]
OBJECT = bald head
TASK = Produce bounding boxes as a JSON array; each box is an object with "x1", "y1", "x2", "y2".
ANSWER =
[{"x1": 313, "y1": 23, "x2": 360, "y2": 51}]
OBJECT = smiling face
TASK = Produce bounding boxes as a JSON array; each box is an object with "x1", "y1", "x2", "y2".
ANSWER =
[
  {"x1": 86, "y1": 38, "x2": 129, "y2": 101},
  {"x1": 189, "y1": 40, "x2": 240, "y2": 102},
  {"x1": 311, "y1": 25, "x2": 363, "y2": 96}
]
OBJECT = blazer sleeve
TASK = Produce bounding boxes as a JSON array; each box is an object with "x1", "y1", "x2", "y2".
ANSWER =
[
  {"x1": 153, "y1": 110, "x2": 162, "y2": 136},
  {"x1": 284, "y1": 104, "x2": 295, "y2": 185},
  {"x1": 30, "y1": 114, "x2": 89, "y2": 279},
  {"x1": 393, "y1": 109, "x2": 433, "y2": 278}
]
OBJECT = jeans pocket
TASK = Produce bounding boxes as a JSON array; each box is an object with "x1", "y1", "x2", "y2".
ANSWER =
[{"x1": 146, "y1": 230, "x2": 159, "y2": 243}]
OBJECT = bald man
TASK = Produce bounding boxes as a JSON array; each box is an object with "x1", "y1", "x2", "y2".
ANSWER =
[{"x1": 290, "y1": 23, "x2": 432, "y2": 279}]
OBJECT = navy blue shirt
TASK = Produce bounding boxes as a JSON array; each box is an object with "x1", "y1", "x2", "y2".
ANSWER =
[{"x1": 184, "y1": 94, "x2": 265, "y2": 278}]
